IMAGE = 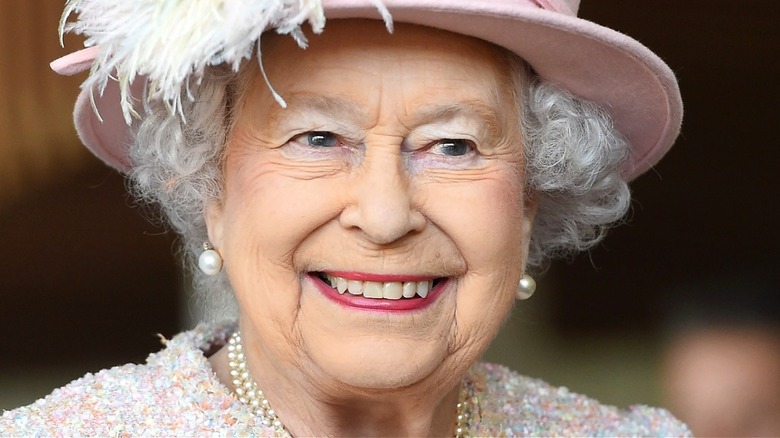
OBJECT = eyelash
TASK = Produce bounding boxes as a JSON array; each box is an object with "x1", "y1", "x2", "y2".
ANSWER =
[
  {"x1": 287, "y1": 131, "x2": 479, "y2": 168},
  {"x1": 427, "y1": 139, "x2": 476, "y2": 157},
  {"x1": 292, "y1": 131, "x2": 342, "y2": 148}
]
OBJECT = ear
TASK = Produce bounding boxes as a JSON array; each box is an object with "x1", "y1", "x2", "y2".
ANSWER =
[
  {"x1": 204, "y1": 200, "x2": 225, "y2": 250},
  {"x1": 519, "y1": 190, "x2": 539, "y2": 274},
  {"x1": 521, "y1": 189, "x2": 538, "y2": 237}
]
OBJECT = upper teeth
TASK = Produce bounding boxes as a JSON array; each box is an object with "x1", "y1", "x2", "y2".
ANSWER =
[{"x1": 325, "y1": 274, "x2": 432, "y2": 300}]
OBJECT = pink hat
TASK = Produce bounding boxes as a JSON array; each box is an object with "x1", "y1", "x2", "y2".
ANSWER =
[{"x1": 51, "y1": 0, "x2": 682, "y2": 180}]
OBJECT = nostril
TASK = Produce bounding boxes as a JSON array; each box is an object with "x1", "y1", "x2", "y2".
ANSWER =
[{"x1": 339, "y1": 204, "x2": 424, "y2": 245}]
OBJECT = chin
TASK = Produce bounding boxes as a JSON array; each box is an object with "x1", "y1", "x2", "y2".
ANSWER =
[{"x1": 303, "y1": 330, "x2": 452, "y2": 391}]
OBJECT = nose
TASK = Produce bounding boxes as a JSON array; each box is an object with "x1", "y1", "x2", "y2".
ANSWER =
[{"x1": 339, "y1": 149, "x2": 426, "y2": 245}]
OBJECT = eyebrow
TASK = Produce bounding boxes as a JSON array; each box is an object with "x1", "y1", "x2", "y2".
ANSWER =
[
  {"x1": 275, "y1": 92, "x2": 368, "y2": 126},
  {"x1": 276, "y1": 93, "x2": 503, "y2": 140},
  {"x1": 409, "y1": 101, "x2": 503, "y2": 141}
]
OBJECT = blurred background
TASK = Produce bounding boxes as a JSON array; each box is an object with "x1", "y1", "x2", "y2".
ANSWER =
[{"x1": 2, "y1": 1, "x2": 778, "y2": 436}]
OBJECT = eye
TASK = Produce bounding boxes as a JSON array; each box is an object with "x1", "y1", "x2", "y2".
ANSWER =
[
  {"x1": 430, "y1": 139, "x2": 474, "y2": 156},
  {"x1": 305, "y1": 131, "x2": 338, "y2": 148}
]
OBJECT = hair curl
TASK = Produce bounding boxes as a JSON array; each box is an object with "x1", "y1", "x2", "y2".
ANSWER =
[{"x1": 128, "y1": 55, "x2": 630, "y2": 320}]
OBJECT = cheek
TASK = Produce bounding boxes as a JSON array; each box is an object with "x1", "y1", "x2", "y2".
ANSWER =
[
  {"x1": 219, "y1": 155, "x2": 350, "y2": 336},
  {"x1": 422, "y1": 168, "x2": 526, "y2": 346},
  {"x1": 222, "y1": 154, "x2": 348, "y2": 269},
  {"x1": 422, "y1": 170, "x2": 527, "y2": 270}
]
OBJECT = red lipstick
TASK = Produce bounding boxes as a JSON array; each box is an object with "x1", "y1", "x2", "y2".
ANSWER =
[{"x1": 308, "y1": 272, "x2": 447, "y2": 312}]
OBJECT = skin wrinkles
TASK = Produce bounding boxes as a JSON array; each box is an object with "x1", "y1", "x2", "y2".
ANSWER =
[
  {"x1": 229, "y1": 128, "x2": 354, "y2": 182},
  {"x1": 405, "y1": 102, "x2": 504, "y2": 151},
  {"x1": 419, "y1": 166, "x2": 513, "y2": 184},
  {"x1": 207, "y1": 21, "x2": 536, "y2": 437},
  {"x1": 264, "y1": 93, "x2": 370, "y2": 147}
]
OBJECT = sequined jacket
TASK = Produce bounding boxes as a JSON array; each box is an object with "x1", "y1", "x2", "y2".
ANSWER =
[{"x1": 1, "y1": 323, "x2": 691, "y2": 436}]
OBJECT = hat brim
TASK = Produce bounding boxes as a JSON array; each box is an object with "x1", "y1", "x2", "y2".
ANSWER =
[{"x1": 54, "y1": 0, "x2": 682, "y2": 180}]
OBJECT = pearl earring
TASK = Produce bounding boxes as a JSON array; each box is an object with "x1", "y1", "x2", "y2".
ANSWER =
[
  {"x1": 198, "y1": 242, "x2": 223, "y2": 276},
  {"x1": 516, "y1": 274, "x2": 536, "y2": 300}
]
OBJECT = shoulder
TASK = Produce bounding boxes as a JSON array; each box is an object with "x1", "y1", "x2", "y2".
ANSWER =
[
  {"x1": 0, "y1": 323, "x2": 267, "y2": 436},
  {"x1": 469, "y1": 362, "x2": 691, "y2": 437}
]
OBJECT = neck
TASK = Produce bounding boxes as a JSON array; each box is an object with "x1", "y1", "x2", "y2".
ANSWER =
[
  {"x1": 291, "y1": 386, "x2": 463, "y2": 437},
  {"x1": 209, "y1": 334, "x2": 466, "y2": 437}
]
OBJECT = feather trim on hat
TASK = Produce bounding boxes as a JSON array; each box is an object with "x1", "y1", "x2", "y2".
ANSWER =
[{"x1": 59, "y1": 0, "x2": 393, "y2": 124}]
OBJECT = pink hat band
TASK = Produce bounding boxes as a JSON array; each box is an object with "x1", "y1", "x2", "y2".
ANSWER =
[{"x1": 52, "y1": 0, "x2": 681, "y2": 180}]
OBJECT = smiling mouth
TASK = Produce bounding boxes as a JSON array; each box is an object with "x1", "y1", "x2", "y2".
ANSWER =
[{"x1": 315, "y1": 272, "x2": 445, "y2": 300}]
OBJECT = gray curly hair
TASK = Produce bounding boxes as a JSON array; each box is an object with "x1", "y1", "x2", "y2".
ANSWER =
[{"x1": 128, "y1": 53, "x2": 630, "y2": 321}]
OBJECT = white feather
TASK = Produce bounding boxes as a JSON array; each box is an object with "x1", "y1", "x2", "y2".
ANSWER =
[{"x1": 60, "y1": 0, "x2": 393, "y2": 124}]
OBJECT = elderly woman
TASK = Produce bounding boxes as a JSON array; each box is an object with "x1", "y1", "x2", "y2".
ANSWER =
[{"x1": 2, "y1": 0, "x2": 688, "y2": 436}]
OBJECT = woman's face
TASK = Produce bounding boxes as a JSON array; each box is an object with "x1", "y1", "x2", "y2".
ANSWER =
[{"x1": 207, "y1": 21, "x2": 535, "y2": 391}]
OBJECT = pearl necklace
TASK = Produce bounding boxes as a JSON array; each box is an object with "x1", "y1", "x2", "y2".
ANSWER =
[
  {"x1": 228, "y1": 332, "x2": 289, "y2": 436},
  {"x1": 227, "y1": 331, "x2": 475, "y2": 437}
]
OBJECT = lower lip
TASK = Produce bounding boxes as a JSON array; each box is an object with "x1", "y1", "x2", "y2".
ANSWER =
[{"x1": 309, "y1": 274, "x2": 448, "y2": 312}]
